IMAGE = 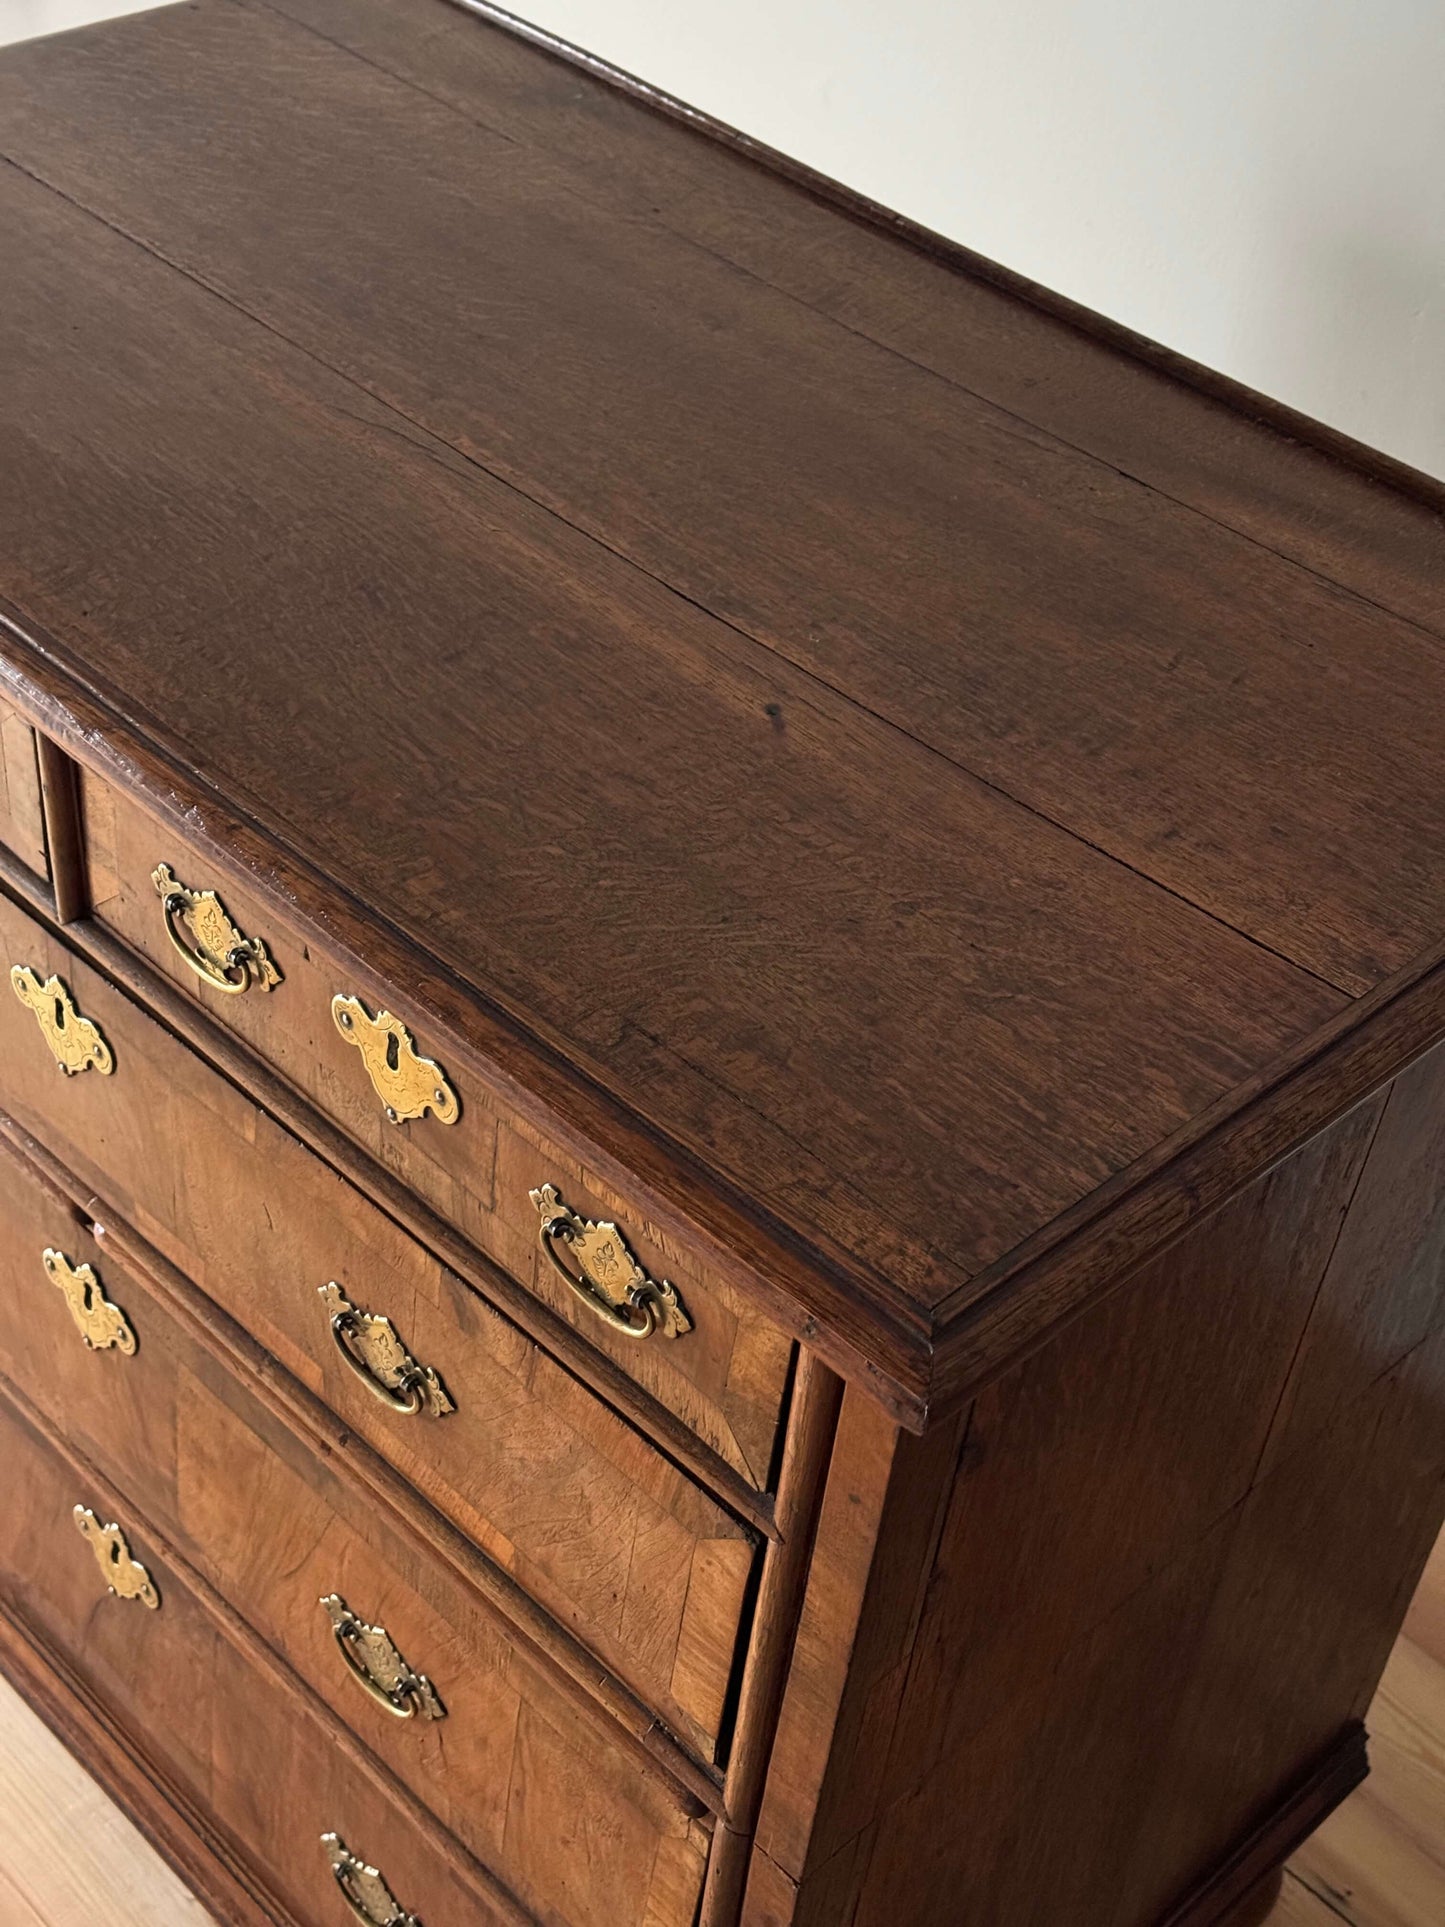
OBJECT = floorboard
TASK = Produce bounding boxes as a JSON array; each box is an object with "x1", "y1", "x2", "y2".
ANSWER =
[
  {"x1": 1273, "y1": 1872, "x2": 1352, "y2": 1924},
  {"x1": 0, "y1": 1672, "x2": 213, "y2": 1927}
]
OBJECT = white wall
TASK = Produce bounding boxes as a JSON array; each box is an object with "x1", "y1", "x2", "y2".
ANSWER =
[
  {"x1": 0, "y1": 0, "x2": 156, "y2": 41},
  {"x1": 6, "y1": 0, "x2": 1443, "y2": 477},
  {"x1": 498, "y1": 0, "x2": 1445, "y2": 481}
]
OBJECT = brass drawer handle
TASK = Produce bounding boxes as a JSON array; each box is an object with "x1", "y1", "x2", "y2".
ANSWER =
[
  {"x1": 331, "y1": 995, "x2": 458, "y2": 1126},
  {"x1": 11, "y1": 966, "x2": 114, "y2": 1075},
  {"x1": 43, "y1": 1248, "x2": 136, "y2": 1354},
  {"x1": 321, "y1": 1594, "x2": 445, "y2": 1722},
  {"x1": 529, "y1": 1185, "x2": 692, "y2": 1341},
  {"x1": 152, "y1": 863, "x2": 282, "y2": 995},
  {"x1": 73, "y1": 1506, "x2": 159, "y2": 1609},
  {"x1": 321, "y1": 1833, "x2": 421, "y2": 1927},
  {"x1": 319, "y1": 1283, "x2": 454, "y2": 1419}
]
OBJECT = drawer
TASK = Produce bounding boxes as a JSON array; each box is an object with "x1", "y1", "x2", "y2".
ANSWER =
[
  {"x1": 0, "y1": 1388, "x2": 534, "y2": 1927},
  {"x1": 80, "y1": 768, "x2": 793, "y2": 1490},
  {"x1": 0, "y1": 1130, "x2": 712, "y2": 1927},
  {"x1": 0, "y1": 887, "x2": 757, "y2": 1763},
  {"x1": 0, "y1": 691, "x2": 47, "y2": 878}
]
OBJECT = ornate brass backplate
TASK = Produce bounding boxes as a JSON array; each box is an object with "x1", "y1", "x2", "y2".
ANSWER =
[
  {"x1": 529, "y1": 1184, "x2": 692, "y2": 1341},
  {"x1": 321, "y1": 1594, "x2": 445, "y2": 1721},
  {"x1": 331, "y1": 994, "x2": 458, "y2": 1126},
  {"x1": 11, "y1": 966, "x2": 114, "y2": 1075},
  {"x1": 152, "y1": 862, "x2": 282, "y2": 994},
  {"x1": 319, "y1": 1282, "x2": 454, "y2": 1418},
  {"x1": 73, "y1": 1506, "x2": 159, "y2": 1609},
  {"x1": 321, "y1": 1834, "x2": 421, "y2": 1927},
  {"x1": 42, "y1": 1248, "x2": 136, "y2": 1354}
]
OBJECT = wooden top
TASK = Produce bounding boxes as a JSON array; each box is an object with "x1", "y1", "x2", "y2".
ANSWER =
[{"x1": 1, "y1": 0, "x2": 1443, "y2": 1427}]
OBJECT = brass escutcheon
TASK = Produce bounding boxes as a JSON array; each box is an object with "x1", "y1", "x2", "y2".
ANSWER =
[
  {"x1": 11, "y1": 966, "x2": 114, "y2": 1075},
  {"x1": 43, "y1": 1248, "x2": 136, "y2": 1354},
  {"x1": 152, "y1": 862, "x2": 282, "y2": 995},
  {"x1": 319, "y1": 1282, "x2": 454, "y2": 1419},
  {"x1": 331, "y1": 995, "x2": 458, "y2": 1126},
  {"x1": 321, "y1": 1594, "x2": 445, "y2": 1722},
  {"x1": 529, "y1": 1184, "x2": 691, "y2": 1341},
  {"x1": 73, "y1": 1506, "x2": 159, "y2": 1609},
  {"x1": 321, "y1": 1833, "x2": 422, "y2": 1927}
]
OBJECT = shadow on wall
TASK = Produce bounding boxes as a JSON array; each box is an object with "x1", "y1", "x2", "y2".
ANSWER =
[{"x1": 1261, "y1": 222, "x2": 1445, "y2": 481}]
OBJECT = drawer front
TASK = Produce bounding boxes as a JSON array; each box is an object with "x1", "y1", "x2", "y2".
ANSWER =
[
  {"x1": 0, "y1": 693, "x2": 47, "y2": 878},
  {"x1": 81, "y1": 769, "x2": 792, "y2": 1489},
  {"x1": 0, "y1": 1131, "x2": 711, "y2": 1927},
  {"x1": 0, "y1": 1390, "x2": 532, "y2": 1927},
  {"x1": 0, "y1": 888, "x2": 756, "y2": 1762}
]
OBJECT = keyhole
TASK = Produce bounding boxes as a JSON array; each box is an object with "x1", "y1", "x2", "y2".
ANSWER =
[{"x1": 385, "y1": 1032, "x2": 401, "y2": 1073}]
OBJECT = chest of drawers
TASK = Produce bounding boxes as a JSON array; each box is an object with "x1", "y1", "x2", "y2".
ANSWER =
[{"x1": 1, "y1": 3, "x2": 1443, "y2": 1924}]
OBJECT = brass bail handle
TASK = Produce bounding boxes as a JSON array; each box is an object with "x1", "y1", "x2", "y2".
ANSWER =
[
  {"x1": 152, "y1": 864, "x2": 281, "y2": 996},
  {"x1": 321, "y1": 1834, "x2": 421, "y2": 1927},
  {"x1": 318, "y1": 1284, "x2": 454, "y2": 1421},
  {"x1": 529, "y1": 1185, "x2": 692, "y2": 1342},
  {"x1": 329, "y1": 1309, "x2": 425, "y2": 1415},
  {"x1": 322, "y1": 1595, "x2": 445, "y2": 1723},
  {"x1": 333, "y1": 1623, "x2": 416, "y2": 1719},
  {"x1": 538, "y1": 1211, "x2": 658, "y2": 1338}
]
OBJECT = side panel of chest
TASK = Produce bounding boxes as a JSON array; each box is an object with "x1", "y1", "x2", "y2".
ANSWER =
[{"x1": 750, "y1": 1046, "x2": 1445, "y2": 1924}]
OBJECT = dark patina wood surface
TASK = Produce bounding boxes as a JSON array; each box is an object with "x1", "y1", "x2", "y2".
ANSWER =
[{"x1": 2, "y1": 0, "x2": 1443, "y2": 1424}]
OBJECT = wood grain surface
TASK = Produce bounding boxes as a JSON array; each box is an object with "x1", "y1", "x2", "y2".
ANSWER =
[
  {"x1": 0, "y1": 1391, "x2": 532, "y2": 1926},
  {"x1": 0, "y1": 690, "x2": 46, "y2": 879},
  {"x1": 745, "y1": 1058, "x2": 1445, "y2": 1924},
  {"x1": 83, "y1": 766, "x2": 797, "y2": 1491},
  {"x1": 0, "y1": 1126, "x2": 713, "y2": 1927},
  {"x1": 0, "y1": 139, "x2": 1339, "y2": 1307},
  {"x1": 0, "y1": 883, "x2": 757, "y2": 1765},
  {"x1": 3, "y1": 0, "x2": 1441, "y2": 999},
  {"x1": 6, "y1": 0, "x2": 1443, "y2": 1422},
  {"x1": 5, "y1": 1531, "x2": 1440, "y2": 1926},
  {"x1": 246, "y1": 0, "x2": 1445, "y2": 637},
  {"x1": 4, "y1": 9, "x2": 1445, "y2": 1927}
]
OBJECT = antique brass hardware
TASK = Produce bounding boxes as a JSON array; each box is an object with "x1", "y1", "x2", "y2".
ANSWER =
[
  {"x1": 152, "y1": 862, "x2": 282, "y2": 994},
  {"x1": 331, "y1": 995, "x2": 458, "y2": 1126},
  {"x1": 11, "y1": 966, "x2": 114, "y2": 1075},
  {"x1": 321, "y1": 1594, "x2": 445, "y2": 1721},
  {"x1": 321, "y1": 1834, "x2": 421, "y2": 1927},
  {"x1": 73, "y1": 1506, "x2": 159, "y2": 1609},
  {"x1": 529, "y1": 1184, "x2": 691, "y2": 1341},
  {"x1": 42, "y1": 1248, "x2": 136, "y2": 1354},
  {"x1": 319, "y1": 1282, "x2": 454, "y2": 1419}
]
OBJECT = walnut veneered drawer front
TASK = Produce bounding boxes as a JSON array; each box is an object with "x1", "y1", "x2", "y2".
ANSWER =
[
  {"x1": 0, "y1": 1388, "x2": 542, "y2": 1927},
  {"x1": 80, "y1": 768, "x2": 794, "y2": 1491},
  {"x1": 0, "y1": 887, "x2": 757, "y2": 1763},
  {"x1": 0, "y1": 691, "x2": 47, "y2": 880},
  {"x1": 0, "y1": 1129, "x2": 712, "y2": 1927}
]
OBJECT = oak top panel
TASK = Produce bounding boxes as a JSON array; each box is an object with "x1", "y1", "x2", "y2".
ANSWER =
[{"x1": 0, "y1": 0, "x2": 1441, "y2": 1422}]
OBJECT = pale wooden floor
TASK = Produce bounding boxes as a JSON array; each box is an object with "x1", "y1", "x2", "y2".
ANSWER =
[
  {"x1": 0, "y1": 1673, "x2": 210, "y2": 1926},
  {"x1": 0, "y1": 1534, "x2": 1440, "y2": 1925},
  {"x1": 1270, "y1": 1531, "x2": 1445, "y2": 1926}
]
